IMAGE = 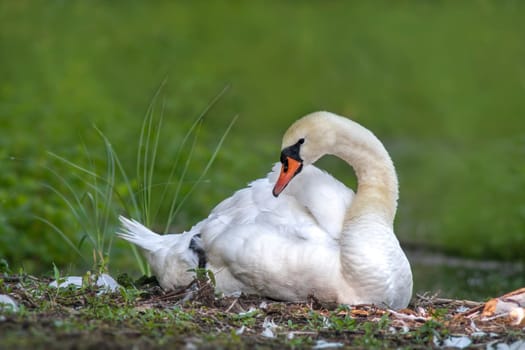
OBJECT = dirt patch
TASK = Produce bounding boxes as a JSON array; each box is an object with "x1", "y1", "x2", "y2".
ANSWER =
[{"x1": 1, "y1": 273, "x2": 524, "y2": 349}]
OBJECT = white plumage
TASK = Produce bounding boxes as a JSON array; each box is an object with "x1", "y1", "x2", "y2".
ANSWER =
[{"x1": 118, "y1": 111, "x2": 413, "y2": 309}]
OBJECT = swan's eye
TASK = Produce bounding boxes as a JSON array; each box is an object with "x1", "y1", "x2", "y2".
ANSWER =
[
  {"x1": 280, "y1": 152, "x2": 288, "y2": 169},
  {"x1": 298, "y1": 138, "x2": 305, "y2": 144},
  {"x1": 283, "y1": 158, "x2": 289, "y2": 172}
]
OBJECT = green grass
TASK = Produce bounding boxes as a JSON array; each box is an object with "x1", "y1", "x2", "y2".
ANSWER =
[
  {"x1": 0, "y1": 1, "x2": 524, "y2": 284},
  {"x1": 24, "y1": 80, "x2": 237, "y2": 276}
]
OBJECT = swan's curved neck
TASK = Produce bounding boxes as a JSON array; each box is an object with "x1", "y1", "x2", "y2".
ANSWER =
[
  {"x1": 331, "y1": 119, "x2": 398, "y2": 226},
  {"x1": 281, "y1": 112, "x2": 403, "y2": 303}
]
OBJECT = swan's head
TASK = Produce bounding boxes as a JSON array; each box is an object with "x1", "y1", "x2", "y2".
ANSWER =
[{"x1": 273, "y1": 112, "x2": 338, "y2": 196}]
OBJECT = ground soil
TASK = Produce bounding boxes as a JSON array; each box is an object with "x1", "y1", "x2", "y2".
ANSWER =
[{"x1": 1, "y1": 274, "x2": 524, "y2": 349}]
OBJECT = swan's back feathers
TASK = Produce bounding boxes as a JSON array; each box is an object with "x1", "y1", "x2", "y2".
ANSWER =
[
  {"x1": 200, "y1": 163, "x2": 356, "y2": 298},
  {"x1": 203, "y1": 163, "x2": 353, "y2": 248},
  {"x1": 282, "y1": 164, "x2": 354, "y2": 238}
]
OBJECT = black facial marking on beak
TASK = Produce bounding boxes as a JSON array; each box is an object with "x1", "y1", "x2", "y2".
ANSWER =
[
  {"x1": 280, "y1": 138, "x2": 305, "y2": 166},
  {"x1": 273, "y1": 138, "x2": 305, "y2": 197}
]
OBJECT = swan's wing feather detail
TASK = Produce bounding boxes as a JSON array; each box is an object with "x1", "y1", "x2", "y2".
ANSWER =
[
  {"x1": 118, "y1": 216, "x2": 202, "y2": 289},
  {"x1": 203, "y1": 163, "x2": 349, "y2": 248}
]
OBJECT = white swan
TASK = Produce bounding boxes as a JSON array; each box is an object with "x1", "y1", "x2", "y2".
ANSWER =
[
  {"x1": 119, "y1": 111, "x2": 413, "y2": 309},
  {"x1": 118, "y1": 163, "x2": 352, "y2": 289}
]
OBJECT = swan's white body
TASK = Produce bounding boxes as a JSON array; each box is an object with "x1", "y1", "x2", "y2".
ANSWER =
[
  {"x1": 119, "y1": 112, "x2": 413, "y2": 309},
  {"x1": 119, "y1": 163, "x2": 351, "y2": 290}
]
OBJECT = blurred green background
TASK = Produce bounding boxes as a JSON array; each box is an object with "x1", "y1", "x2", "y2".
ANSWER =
[{"x1": 1, "y1": 1, "x2": 523, "y2": 299}]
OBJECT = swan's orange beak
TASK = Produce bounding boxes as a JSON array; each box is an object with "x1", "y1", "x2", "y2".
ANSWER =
[{"x1": 272, "y1": 157, "x2": 302, "y2": 197}]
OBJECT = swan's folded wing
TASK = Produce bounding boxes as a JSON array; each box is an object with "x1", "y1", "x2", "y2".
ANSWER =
[
  {"x1": 278, "y1": 164, "x2": 354, "y2": 240},
  {"x1": 203, "y1": 163, "x2": 354, "y2": 247}
]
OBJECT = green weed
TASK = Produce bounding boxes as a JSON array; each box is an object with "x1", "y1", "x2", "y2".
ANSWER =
[{"x1": 37, "y1": 84, "x2": 236, "y2": 276}]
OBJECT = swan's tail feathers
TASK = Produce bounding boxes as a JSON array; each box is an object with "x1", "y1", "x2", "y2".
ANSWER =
[{"x1": 117, "y1": 216, "x2": 163, "y2": 252}]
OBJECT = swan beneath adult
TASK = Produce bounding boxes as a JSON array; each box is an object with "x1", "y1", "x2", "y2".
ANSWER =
[{"x1": 118, "y1": 111, "x2": 413, "y2": 309}]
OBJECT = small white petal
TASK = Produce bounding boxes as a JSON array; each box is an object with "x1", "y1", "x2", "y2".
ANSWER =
[
  {"x1": 49, "y1": 276, "x2": 83, "y2": 289},
  {"x1": 313, "y1": 340, "x2": 344, "y2": 349},
  {"x1": 0, "y1": 295, "x2": 18, "y2": 312},
  {"x1": 235, "y1": 325, "x2": 245, "y2": 335},
  {"x1": 442, "y1": 336, "x2": 472, "y2": 349},
  {"x1": 96, "y1": 274, "x2": 120, "y2": 293},
  {"x1": 261, "y1": 328, "x2": 275, "y2": 338}
]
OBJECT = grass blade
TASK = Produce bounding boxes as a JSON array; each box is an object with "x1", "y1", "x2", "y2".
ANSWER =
[
  {"x1": 34, "y1": 216, "x2": 85, "y2": 261},
  {"x1": 166, "y1": 114, "x2": 238, "y2": 230}
]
